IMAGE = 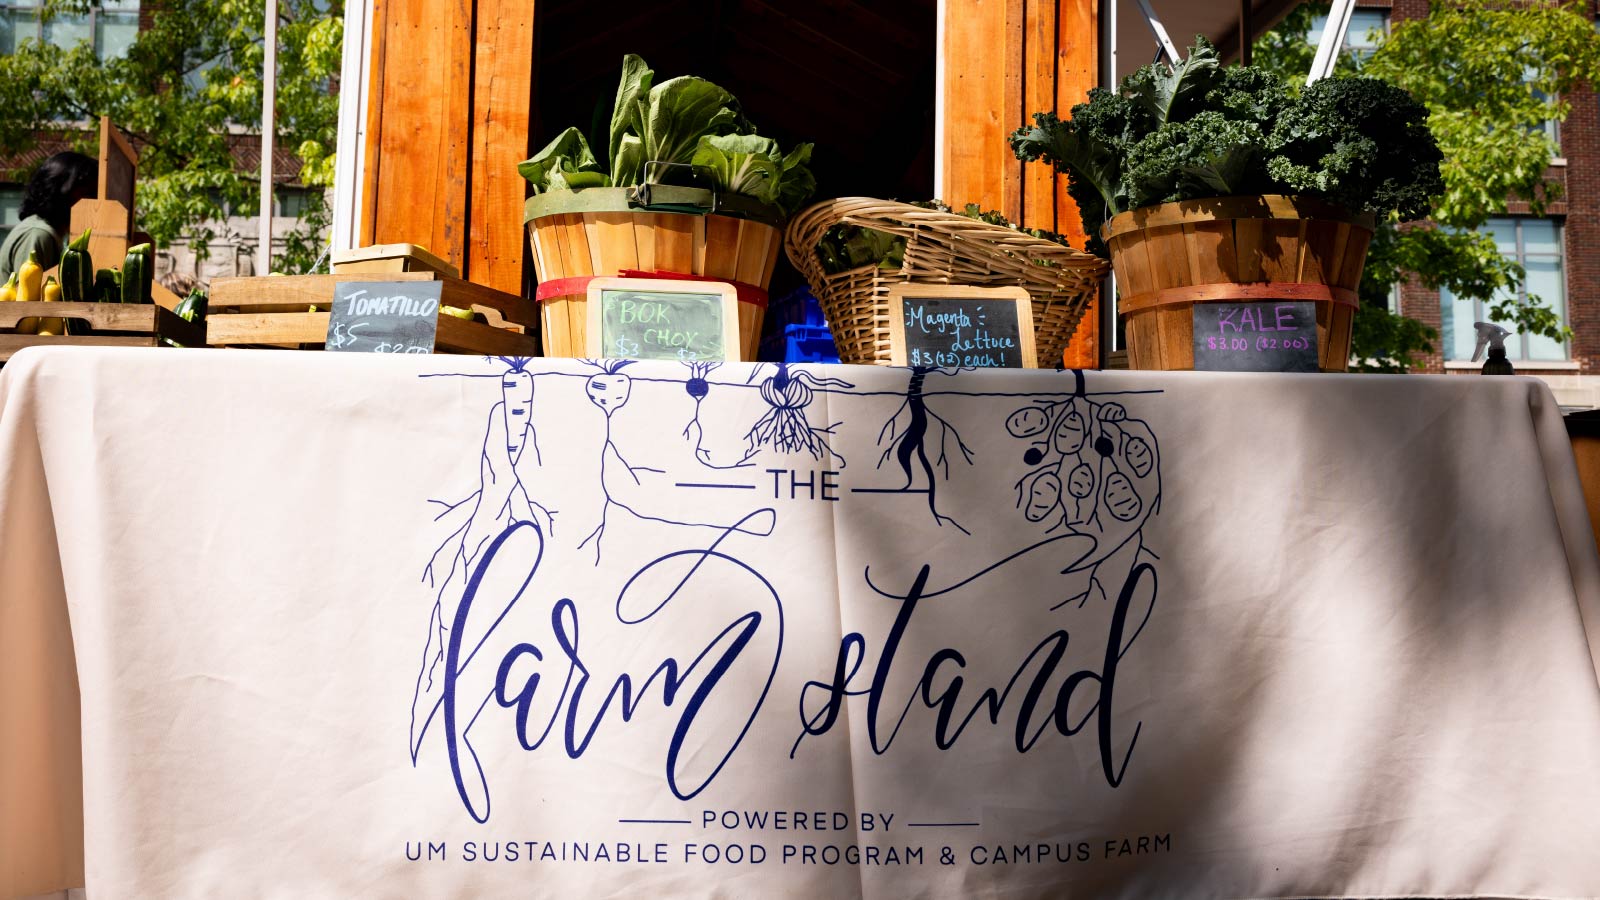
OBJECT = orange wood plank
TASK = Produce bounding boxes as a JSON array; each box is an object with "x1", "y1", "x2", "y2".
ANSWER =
[
  {"x1": 1057, "y1": 0, "x2": 1101, "y2": 368},
  {"x1": 370, "y1": 0, "x2": 473, "y2": 272},
  {"x1": 1022, "y1": 0, "x2": 1056, "y2": 232},
  {"x1": 942, "y1": 0, "x2": 1018, "y2": 214},
  {"x1": 1055, "y1": 0, "x2": 1098, "y2": 248},
  {"x1": 467, "y1": 0, "x2": 536, "y2": 294}
]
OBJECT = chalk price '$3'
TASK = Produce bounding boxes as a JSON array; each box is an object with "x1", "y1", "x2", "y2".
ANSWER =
[{"x1": 1205, "y1": 334, "x2": 1312, "y2": 352}]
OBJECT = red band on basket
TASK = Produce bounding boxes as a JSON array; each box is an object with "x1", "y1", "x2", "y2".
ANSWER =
[{"x1": 535, "y1": 270, "x2": 768, "y2": 309}]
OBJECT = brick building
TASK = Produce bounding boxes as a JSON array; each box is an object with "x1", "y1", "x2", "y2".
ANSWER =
[{"x1": 1337, "y1": 0, "x2": 1600, "y2": 401}]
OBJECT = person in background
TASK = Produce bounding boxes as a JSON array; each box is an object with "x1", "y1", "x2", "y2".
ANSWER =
[{"x1": 0, "y1": 151, "x2": 99, "y2": 281}]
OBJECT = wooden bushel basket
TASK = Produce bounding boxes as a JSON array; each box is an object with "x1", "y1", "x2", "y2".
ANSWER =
[
  {"x1": 1104, "y1": 196, "x2": 1374, "y2": 372},
  {"x1": 525, "y1": 187, "x2": 783, "y2": 361}
]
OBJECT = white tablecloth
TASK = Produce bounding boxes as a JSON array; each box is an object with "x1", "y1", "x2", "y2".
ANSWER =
[{"x1": 2, "y1": 347, "x2": 1598, "y2": 899}]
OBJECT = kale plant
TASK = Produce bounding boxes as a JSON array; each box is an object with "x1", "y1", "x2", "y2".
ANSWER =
[
  {"x1": 1012, "y1": 36, "x2": 1443, "y2": 255},
  {"x1": 1267, "y1": 77, "x2": 1443, "y2": 222}
]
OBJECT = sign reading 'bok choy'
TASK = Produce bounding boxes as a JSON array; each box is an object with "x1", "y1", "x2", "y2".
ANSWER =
[{"x1": 586, "y1": 277, "x2": 743, "y2": 362}]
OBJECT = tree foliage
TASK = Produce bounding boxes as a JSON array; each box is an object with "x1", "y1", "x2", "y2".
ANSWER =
[
  {"x1": 0, "y1": 0, "x2": 343, "y2": 274},
  {"x1": 1255, "y1": 0, "x2": 1600, "y2": 371}
]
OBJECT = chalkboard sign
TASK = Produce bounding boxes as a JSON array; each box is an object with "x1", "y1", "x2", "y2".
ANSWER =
[
  {"x1": 585, "y1": 277, "x2": 741, "y2": 362},
  {"x1": 886, "y1": 285, "x2": 1037, "y2": 368},
  {"x1": 324, "y1": 281, "x2": 444, "y2": 354},
  {"x1": 1192, "y1": 300, "x2": 1319, "y2": 372}
]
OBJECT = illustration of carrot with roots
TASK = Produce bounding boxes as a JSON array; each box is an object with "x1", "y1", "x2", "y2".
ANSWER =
[
  {"x1": 413, "y1": 355, "x2": 556, "y2": 758},
  {"x1": 580, "y1": 359, "x2": 774, "y2": 563}
]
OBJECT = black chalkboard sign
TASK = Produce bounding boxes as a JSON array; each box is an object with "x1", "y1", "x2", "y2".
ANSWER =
[
  {"x1": 324, "y1": 281, "x2": 444, "y2": 354},
  {"x1": 585, "y1": 277, "x2": 742, "y2": 361},
  {"x1": 887, "y1": 285, "x2": 1037, "y2": 368},
  {"x1": 1192, "y1": 300, "x2": 1319, "y2": 372}
]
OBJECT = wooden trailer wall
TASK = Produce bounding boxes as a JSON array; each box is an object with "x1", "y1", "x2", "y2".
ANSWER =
[{"x1": 357, "y1": 0, "x2": 1103, "y2": 363}]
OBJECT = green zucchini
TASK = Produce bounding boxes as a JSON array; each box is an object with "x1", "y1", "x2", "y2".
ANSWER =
[
  {"x1": 122, "y1": 244, "x2": 153, "y2": 305},
  {"x1": 60, "y1": 229, "x2": 94, "y2": 303},
  {"x1": 95, "y1": 268, "x2": 122, "y2": 304}
]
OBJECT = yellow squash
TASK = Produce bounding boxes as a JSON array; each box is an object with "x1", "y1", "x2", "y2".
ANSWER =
[
  {"x1": 0, "y1": 271, "x2": 16, "y2": 302},
  {"x1": 35, "y1": 275, "x2": 65, "y2": 336},
  {"x1": 16, "y1": 251, "x2": 42, "y2": 333}
]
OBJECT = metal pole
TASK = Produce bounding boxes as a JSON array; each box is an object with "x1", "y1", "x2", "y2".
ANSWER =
[
  {"x1": 1307, "y1": 0, "x2": 1356, "y2": 85},
  {"x1": 1133, "y1": 0, "x2": 1181, "y2": 65},
  {"x1": 1239, "y1": 0, "x2": 1253, "y2": 66},
  {"x1": 259, "y1": 0, "x2": 278, "y2": 273}
]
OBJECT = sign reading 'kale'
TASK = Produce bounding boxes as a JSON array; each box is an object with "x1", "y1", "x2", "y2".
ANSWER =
[{"x1": 1192, "y1": 301, "x2": 1319, "y2": 373}]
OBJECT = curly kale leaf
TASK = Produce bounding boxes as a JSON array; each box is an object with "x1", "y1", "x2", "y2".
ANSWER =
[
  {"x1": 1267, "y1": 77, "x2": 1444, "y2": 220},
  {"x1": 1010, "y1": 88, "x2": 1151, "y2": 241},
  {"x1": 1122, "y1": 113, "x2": 1268, "y2": 209},
  {"x1": 1204, "y1": 66, "x2": 1292, "y2": 129},
  {"x1": 1122, "y1": 35, "x2": 1224, "y2": 126}
]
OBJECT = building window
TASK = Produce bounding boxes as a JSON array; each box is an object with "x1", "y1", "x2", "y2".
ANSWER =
[
  {"x1": 1309, "y1": 8, "x2": 1389, "y2": 62},
  {"x1": 1440, "y1": 218, "x2": 1568, "y2": 362},
  {"x1": 1, "y1": 185, "x2": 23, "y2": 246},
  {"x1": 1, "y1": 0, "x2": 138, "y2": 60},
  {"x1": 275, "y1": 186, "x2": 316, "y2": 218}
]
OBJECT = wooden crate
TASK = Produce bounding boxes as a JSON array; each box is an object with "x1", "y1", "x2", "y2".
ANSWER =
[
  {"x1": 207, "y1": 273, "x2": 540, "y2": 356},
  {"x1": 331, "y1": 243, "x2": 460, "y2": 279},
  {"x1": 0, "y1": 302, "x2": 204, "y2": 363}
]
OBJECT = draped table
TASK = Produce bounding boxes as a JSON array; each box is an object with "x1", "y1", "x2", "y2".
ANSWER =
[{"x1": 2, "y1": 347, "x2": 1598, "y2": 899}]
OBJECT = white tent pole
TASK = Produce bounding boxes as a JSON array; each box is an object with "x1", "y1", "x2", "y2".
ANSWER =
[
  {"x1": 259, "y1": 0, "x2": 278, "y2": 273},
  {"x1": 331, "y1": 0, "x2": 373, "y2": 254},
  {"x1": 1133, "y1": 0, "x2": 1182, "y2": 65},
  {"x1": 1307, "y1": 0, "x2": 1356, "y2": 84}
]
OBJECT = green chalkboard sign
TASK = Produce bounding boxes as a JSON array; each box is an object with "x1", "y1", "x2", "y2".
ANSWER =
[{"x1": 586, "y1": 277, "x2": 742, "y2": 362}]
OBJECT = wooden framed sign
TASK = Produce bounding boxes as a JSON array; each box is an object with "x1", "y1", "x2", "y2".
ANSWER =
[
  {"x1": 324, "y1": 281, "x2": 444, "y2": 354},
  {"x1": 886, "y1": 284, "x2": 1037, "y2": 368},
  {"x1": 1192, "y1": 300, "x2": 1319, "y2": 372},
  {"x1": 586, "y1": 277, "x2": 741, "y2": 362}
]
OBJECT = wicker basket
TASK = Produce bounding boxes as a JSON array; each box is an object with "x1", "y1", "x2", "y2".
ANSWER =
[{"x1": 784, "y1": 198, "x2": 1109, "y2": 365}]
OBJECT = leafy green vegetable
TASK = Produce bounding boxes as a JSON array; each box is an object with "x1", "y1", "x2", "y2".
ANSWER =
[
  {"x1": 1120, "y1": 36, "x2": 1222, "y2": 126},
  {"x1": 1267, "y1": 77, "x2": 1443, "y2": 222},
  {"x1": 692, "y1": 134, "x2": 783, "y2": 197},
  {"x1": 1010, "y1": 88, "x2": 1148, "y2": 252},
  {"x1": 814, "y1": 201, "x2": 1078, "y2": 275},
  {"x1": 608, "y1": 54, "x2": 653, "y2": 186},
  {"x1": 518, "y1": 127, "x2": 611, "y2": 194},
  {"x1": 634, "y1": 73, "x2": 747, "y2": 174},
  {"x1": 519, "y1": 55, "x2": 815, "y2": 217},
  {"x1": 1123, "y1": 113, "x2": 1265, "y2": 209},
  {"x1": 1011, "y1": 36, "x2": 1444, "y2": 256}
]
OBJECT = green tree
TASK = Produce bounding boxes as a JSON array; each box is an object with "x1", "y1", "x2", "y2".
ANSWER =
[
  {"x1": 1254, "y1": 0, "x2": 1600, "y2": 372},
  {"x1": 0, "y1": 0, "x2": 343, "y2": 274}
]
